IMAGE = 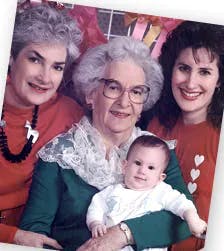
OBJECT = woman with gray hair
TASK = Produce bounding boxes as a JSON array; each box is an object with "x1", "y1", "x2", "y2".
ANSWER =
[
  {"x1": 11, "y1": 3, "x2": 81, "y2": 70},
  {"x1": 20, "y1": 36, "x2": 191, "y2": 250},
  {"x1": 73, "y1": 36, "x2": 162, "y2": 112},
  {"x1": 0, "y1": 3, "x2": 83, "y2": 248}
]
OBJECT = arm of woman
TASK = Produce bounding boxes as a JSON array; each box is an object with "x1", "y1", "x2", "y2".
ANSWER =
[
  {"x1": 19, "y1": 159, "x2": 62, "y2": 246},
  {"x1": 124, "y1": 150, "x2": 192, "y2": 250}
]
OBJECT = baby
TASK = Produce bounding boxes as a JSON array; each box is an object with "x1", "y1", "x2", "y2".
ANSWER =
[{"x1": 86, "y1": 135, "x2": 207, "y2": 251}]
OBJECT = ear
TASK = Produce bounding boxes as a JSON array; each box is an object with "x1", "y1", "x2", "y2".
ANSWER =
[
  {"x1": 160, "y1": 173, "x2": 167, "y2": 182},
  {"x1": 85, "y1": 89, "x2": 97, "y2": 108},
  {"x1": 121, "y1": 159, "x2": 128, "y2": 175},
  {"x1": 216, "y1": 81, "x2": 221, "y2": 88}
]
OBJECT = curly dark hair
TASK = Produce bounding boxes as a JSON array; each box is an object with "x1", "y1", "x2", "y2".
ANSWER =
[
  {"x1": 126, "y1": 135, "x2": 170, "y2": 169},
  {"x1": 153, "y1": 21, "x2": 224, "y2": 130}
]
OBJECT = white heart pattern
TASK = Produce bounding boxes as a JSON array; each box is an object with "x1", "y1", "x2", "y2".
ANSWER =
[
  {"x1": 190, "y1": 169, "x2": 200, "y2": 181},
  {"x1": 194, "y1": 155, "x2": 205, "y2": 167},
  {"x1": 188, "y1": 182, "x2": 197, "y2": 194}
]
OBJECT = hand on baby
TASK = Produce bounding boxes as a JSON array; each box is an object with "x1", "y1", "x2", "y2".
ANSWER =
[
  {"x1": 91, "y1": 222, "x2": 107, "y2": 238},
  {"x1": 189, "y1": 217, "x2": 207, "y2": 238},
  {"x1": 184, "y1": 209, "x2": 207, "y2": 238}
]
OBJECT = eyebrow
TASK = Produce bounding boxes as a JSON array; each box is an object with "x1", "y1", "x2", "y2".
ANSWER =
[
  {"x1": 199, "y1": 67, "x2": 214, "y2": 71},
  {"x1": 30, "y1": 50, "x2": 66, "y2": 65},
  {"x1": 176, "y1": 62, "x2": 214, "y2": 71},
  {"x1": 176, "y1": 62, "x2": 190, "y2": 66}
]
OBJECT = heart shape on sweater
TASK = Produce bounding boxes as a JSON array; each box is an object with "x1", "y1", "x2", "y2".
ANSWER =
[
  {"x1": 190, "y1": 169, "x2": 200, "y2": 181},
  {"x1": 188, "y1": 182, "x2": 197, "y2": 194},
  {"x1": 194, "y1": 155, "x2": 204, "y2": 167}
]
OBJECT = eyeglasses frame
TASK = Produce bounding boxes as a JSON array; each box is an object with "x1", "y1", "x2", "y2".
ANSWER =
[{"x1": 99, "y1": 78, "x2": 150, "y2": 104}]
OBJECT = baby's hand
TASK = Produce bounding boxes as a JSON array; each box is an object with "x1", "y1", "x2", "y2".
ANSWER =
[
  {"x1": 91, "y1": 223, "x2": 107, "y2": 238},
  {"x1": 189, "y1": 218, "x2": 207, "y2": 238},
  {"x1": 184, "y1": 209, "x2": 207, "y2": 238}
]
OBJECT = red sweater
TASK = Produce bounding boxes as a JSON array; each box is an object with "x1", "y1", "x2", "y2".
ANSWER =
[
  {"x1": 0, "y1": 93, "x2": 83, "y2": 243},
  {"x1": 148, "y1": 117, "x2": 220, "y2": 250}
]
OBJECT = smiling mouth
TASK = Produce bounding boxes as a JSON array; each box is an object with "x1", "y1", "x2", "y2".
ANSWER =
[
  {"x1": 110, "y1": 111, "x2": 130, "y2": 118},
  {"x1": 180, "y1": 89, "x2": 201, "y2": 99},
  {"x1": 28, "y1": 82, "x2": 49, "y2": 92}
]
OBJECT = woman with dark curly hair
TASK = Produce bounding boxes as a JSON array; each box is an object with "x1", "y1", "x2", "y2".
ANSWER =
[{"x1": 148, "y1": 21, "x2": 224, "y2": 250}]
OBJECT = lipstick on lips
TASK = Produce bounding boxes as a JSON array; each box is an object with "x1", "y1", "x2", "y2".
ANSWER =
[
  {"x1": 180, "y1": 88, "x2": 201, "y2": 101},
  {"x1": 28, "y1": 82, "x2": 49, "y2": 93}
]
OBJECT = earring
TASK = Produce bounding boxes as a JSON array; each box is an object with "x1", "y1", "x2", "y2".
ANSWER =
[
  {"x1": 216, "y1": 86, "x2": 221, "y2": 93},
  {"x1": 86, "y1": 103, "x2": 93, "y2": 110}
]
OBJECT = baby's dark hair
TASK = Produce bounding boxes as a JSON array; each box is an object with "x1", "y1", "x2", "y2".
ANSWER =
[{"x1": 127, "y1": 135, "x2": 170, "y2": 169}]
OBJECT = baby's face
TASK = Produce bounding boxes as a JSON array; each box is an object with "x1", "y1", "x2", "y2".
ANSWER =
[{"x1": 123, "y1": 145, "x2": 167, "y2": 191}]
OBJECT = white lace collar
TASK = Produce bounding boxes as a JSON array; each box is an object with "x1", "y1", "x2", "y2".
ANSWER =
[
  {"x1": 38, "y1": 116, "x2": 175, "y2": 190},
  {"x1": 38, "y1": 116, "x2": 148, "y2": 190}
]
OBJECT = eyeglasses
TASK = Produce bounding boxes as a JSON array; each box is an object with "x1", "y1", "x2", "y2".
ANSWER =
[{"x1": 99, "y1": 78, "x2": 150, "y2": 104}]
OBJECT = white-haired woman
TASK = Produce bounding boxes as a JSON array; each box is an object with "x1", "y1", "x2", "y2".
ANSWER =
[
  {"x1": 20, "y1": 36, "x2": 191, "y2": 251},
  {"x1": 0, "y1": 4, "x2": 83, "y2": 248}
]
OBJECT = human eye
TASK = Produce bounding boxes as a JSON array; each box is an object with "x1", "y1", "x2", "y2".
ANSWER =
[
  {"x1": 28, "y1": 56, "x2": 40, "y2": 64},
  {"x1": 134, "y1": 160, "x2": 141, "y2": 166},
  {"x1": 54, "y1": 64, "x2": 64, "y2": 72},
  {"x1": 106, "y1": 81, "x2": 121, "y2": 92},
  {"x1": 131, "y1": 86, "x2": 144, "y2": 96},
  {"x1": 108, "y1": 83, "x2": 119, "y2": 90},
  {"x1": 199, "y1": 68, "x2": 211, "y2": 76},
  {"x1": 178, "y1": 64, "x2": 190, "y2": 72},
  {"x1": 148, "y1": 165, "x2": 155, "y2": 170}
]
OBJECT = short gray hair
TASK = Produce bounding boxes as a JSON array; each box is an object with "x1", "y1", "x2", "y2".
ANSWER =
[
  {"x1": 72, "y1": 36, "x2": 163, "y2": 111},
  {"x1": 12, "y1": 4, "x2": 82, "y2": 69}
]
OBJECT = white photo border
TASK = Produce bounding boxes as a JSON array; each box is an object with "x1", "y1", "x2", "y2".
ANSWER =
[{"x1": 0, "y1": 0, "x2": 224, "y2": 250}]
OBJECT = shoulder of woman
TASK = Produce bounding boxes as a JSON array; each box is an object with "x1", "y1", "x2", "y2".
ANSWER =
[
  {"x1": 56, "y1": 94, "x2": 84, "y2": 118},
  {"x1": 147, "y1": 116, "x2": 169, "y2": 137},
  {"x1": 37, "y1": 124, "x2": 78, "y2": 161},
  {"x1": 57, "y1": 93, "x2": 79, "y2": 106}
]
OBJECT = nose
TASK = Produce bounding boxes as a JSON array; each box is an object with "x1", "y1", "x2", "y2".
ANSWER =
[
  {"x1": 37, "y1": 66, "x2": 51, "y2": 85},
  {"x1": 137, "y1": 165, "x2": 146, "y2": 174},
  {"x1": 117, "y1": 90, "x2": 131, "y2": 107},
  {"x1": 185, "y1": 72, "x2": 198, "y2": 89}
]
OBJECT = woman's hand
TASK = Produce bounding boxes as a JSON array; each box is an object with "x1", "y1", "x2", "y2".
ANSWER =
[
  {"x1": 77, "y1": 225, "x2": 127, "y2": 251},
  {"x1": 14, "y1": 229, "x2": 63, "y2": 249}
]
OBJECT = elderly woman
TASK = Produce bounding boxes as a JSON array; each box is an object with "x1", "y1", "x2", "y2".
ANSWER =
[
  {"x1": 0, "y1": 4, "x2": 83, "y2": 248},
  {"x1": 20, "y1": 36, "x2": 191, "y2": 251}
]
